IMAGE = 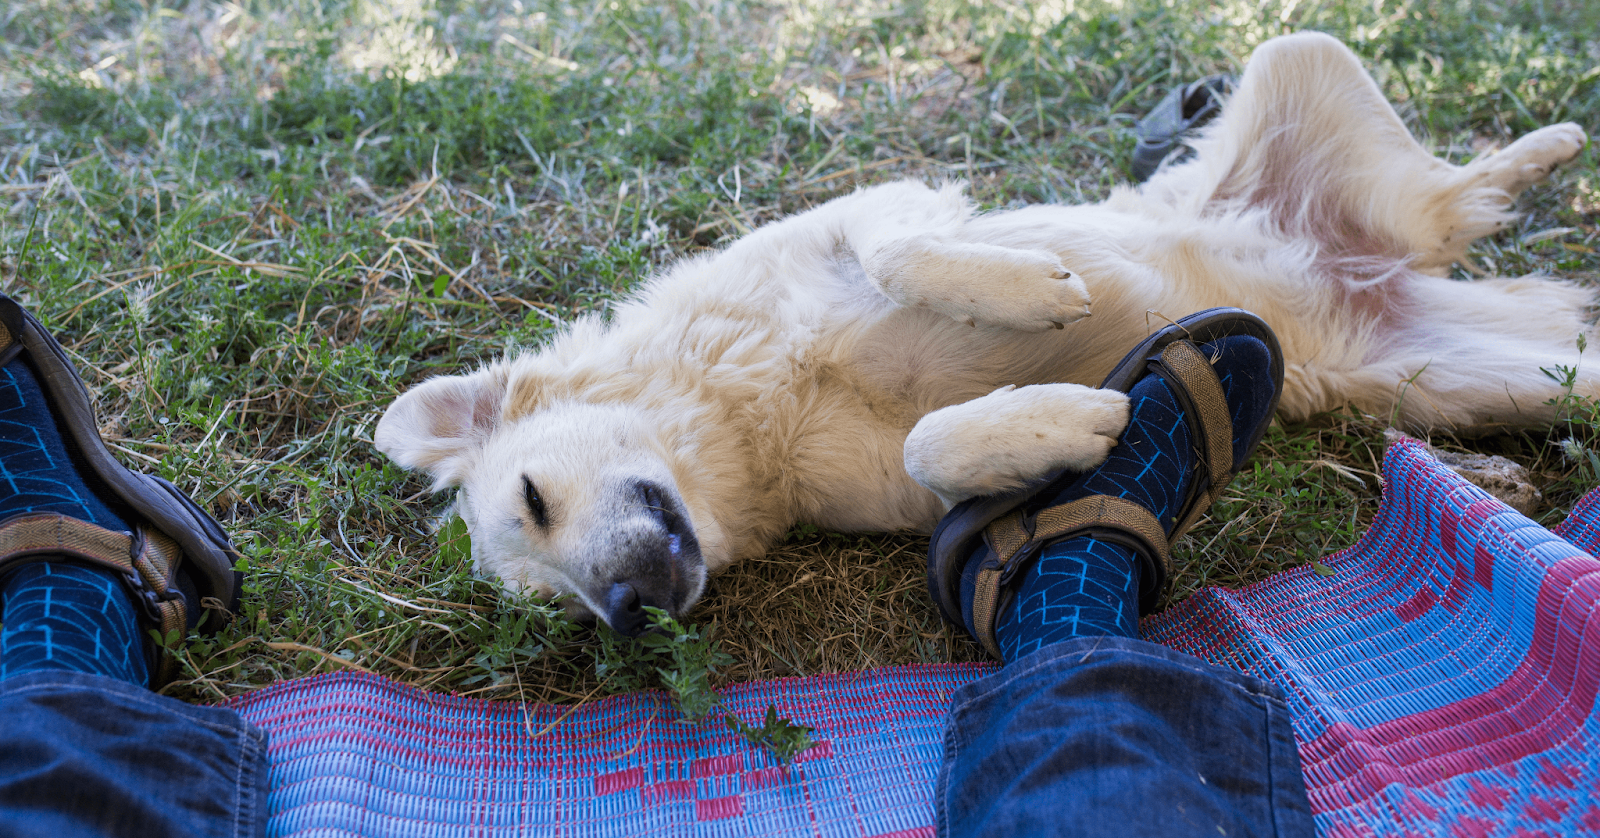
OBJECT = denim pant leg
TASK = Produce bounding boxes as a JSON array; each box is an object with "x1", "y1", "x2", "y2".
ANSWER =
[
  {"x1": 0, "y1": 670, "x2": 268, "y2": 838},
  {"x1": 939, "y1": 636, "x2": 1314, "y2": 838}
]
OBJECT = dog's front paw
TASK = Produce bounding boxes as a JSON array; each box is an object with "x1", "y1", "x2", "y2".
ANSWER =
[
  {"x1": 864, "y1": 238, "x2": 1092, "y2": 331},
  {"x1": 904, "y1": 383, "x2": 1130, "y2": 507},
  {"x1": 967, "y1": 249, "x2": 1094, "y2": 332}
]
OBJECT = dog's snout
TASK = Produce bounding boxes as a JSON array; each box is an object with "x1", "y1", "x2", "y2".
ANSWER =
[
  {"x1": 601, "y1": 580, "x2": 673, "y2": 636},
  {"x1": 585, "y1": 479, "x2": 705, "y2": 633},
  {"x1": 602, "y1": 581, "x2": 646, "y2": 635}
]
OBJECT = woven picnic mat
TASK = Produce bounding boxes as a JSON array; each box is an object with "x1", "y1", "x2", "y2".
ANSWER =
[
  {"x1": 228, "y1": 660, "x2": 984, "y2": 837},
  {"x1": 228, "y1": 436, "x2": 1600, "y2": 836},
  {"x1": 1143, "y1": 435, "x2": 1600, "y2": 836}
]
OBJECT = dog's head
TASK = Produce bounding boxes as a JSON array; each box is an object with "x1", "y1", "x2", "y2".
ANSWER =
[{"x1": 374, "y1": 365, "x2": 716, "y2": 635}]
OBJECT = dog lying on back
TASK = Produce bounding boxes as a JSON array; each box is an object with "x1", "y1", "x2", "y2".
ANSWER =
[{"x1": 376, "y1": 32, "x2": 1590, "y2": 634}]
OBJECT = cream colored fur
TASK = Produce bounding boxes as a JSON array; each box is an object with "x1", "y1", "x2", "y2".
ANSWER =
[{"x1": 376, "y1": 32, "x2": 1591, "y2": 628}]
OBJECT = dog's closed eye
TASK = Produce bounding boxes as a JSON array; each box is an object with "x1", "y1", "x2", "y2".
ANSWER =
[{"x1": 522, "y1": 476, "x2": 548, "y2": 529}]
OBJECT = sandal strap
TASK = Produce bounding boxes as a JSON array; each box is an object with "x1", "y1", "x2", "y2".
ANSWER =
[
  {"x1": 1154, "y1": 340, "x2": 1235, "y2": 538},
  {"x1": 0, "y1": 512, "x2": 188, "y2": 684},
  {"x1": 970, "y1": 495, "x2": 1171, "y2": 661}
]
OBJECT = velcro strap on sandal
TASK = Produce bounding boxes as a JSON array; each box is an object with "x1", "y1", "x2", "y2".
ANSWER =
[
  {"x1": 0, "y1": 512, "x2": 188, "y2": 682},
  {"x1": 1155, "y1": 340, "x2": 1234, "y2": 537},
  {"x1": 1033, "y1": 496, "x2": 1172, "y2": 571},
  {"x1": 970, "y1": 496, "x2": 1171, "y2": 661}
]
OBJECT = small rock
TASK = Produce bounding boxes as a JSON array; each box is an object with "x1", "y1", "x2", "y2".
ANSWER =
[{"x1": 1387, "y1": 431, "x2": 1542, "y2": 516}]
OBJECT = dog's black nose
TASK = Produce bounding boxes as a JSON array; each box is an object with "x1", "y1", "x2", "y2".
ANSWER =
[{"x1": 601, "y1": 581, "x2": 650, "y2": 636}]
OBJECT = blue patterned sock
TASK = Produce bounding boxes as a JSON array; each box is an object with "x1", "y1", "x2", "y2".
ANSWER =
[
  {"x1": 0, "y1": 357, "x2": 131, "y2": 529},
  {"x1": 0, "y1": 355, "x2": 150, "y2": 686},
  {"x1": 987, "y1": 335, "x2": 1274, "y2": 661},
  {"x1": 1, "y1": 563, "x2": 150, "y2": 685},
  {"x1": 994, "y1": 374, "x2": 1188, "y2": 659}
]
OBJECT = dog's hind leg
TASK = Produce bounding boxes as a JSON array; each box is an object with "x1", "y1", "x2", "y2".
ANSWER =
[
  {"x1": 1153, "y1": 31, "x2": 1586, "y2": 273},
  {"x1": 1123, "y1": 32, "x2": 1590, "y2": 434},
  {"x1": 1297, "y1": 273, "x2": 1597, "y2": 432},
  {"x1": 1397, "y1": 122, "x2": 1586, "y2": 272},
  {"x1": 903, "y1": 383, "x2": 1129, "y2": 507}
]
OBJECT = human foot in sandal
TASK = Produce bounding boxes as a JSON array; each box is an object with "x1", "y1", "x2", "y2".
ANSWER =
[
  {"x1": 0, "y1": 292, "x2": 242, "y2": 686},
  {"x1": 926, "y1": 308, "x2": 1282, "y2": 661}
]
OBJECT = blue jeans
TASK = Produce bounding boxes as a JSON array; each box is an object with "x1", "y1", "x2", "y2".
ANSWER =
[
  {"x1": 0, "y1": 670, "x2": 268, "y2": 838},
  {"x1": 939, "y1": 636, "x2": 1315, "y2": 837}
]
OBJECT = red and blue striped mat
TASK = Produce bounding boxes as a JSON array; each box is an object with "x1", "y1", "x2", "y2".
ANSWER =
[
  {"x1": 231, "y1": 660, "x2": 979, "y2": 836},
  {"x1": 227, "y1": 436, "x2": 1600, "y2": 836},
  {"x1": 1144, "y1": 436, "x2": 1600, "y2": 836}
]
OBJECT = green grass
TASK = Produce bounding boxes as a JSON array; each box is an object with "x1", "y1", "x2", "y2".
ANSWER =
[{"x1": 1, "y1": 0, "x2": 1597, "y2": 710}]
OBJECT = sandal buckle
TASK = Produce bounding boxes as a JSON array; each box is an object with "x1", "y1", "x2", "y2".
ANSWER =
[
  {"x1": 997, "y1": 542, "x2": 1042, "y2": 587},
  {"x1": 120, "y1": 569, "x2": 167, "y2": 624}
]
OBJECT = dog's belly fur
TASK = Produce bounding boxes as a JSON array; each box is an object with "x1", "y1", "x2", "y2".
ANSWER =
[{"x1": 706, "y1": 169, "x2": 1595, "y2": 538}]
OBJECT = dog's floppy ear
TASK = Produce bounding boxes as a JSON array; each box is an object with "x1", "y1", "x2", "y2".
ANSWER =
[{"x1": 375, "y1": 367, "x2": 508, "y2": 487}]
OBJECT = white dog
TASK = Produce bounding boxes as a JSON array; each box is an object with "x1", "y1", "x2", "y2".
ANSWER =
[{"x1": 376, "y1": 32, "x2": 1590, "y2": 633}]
